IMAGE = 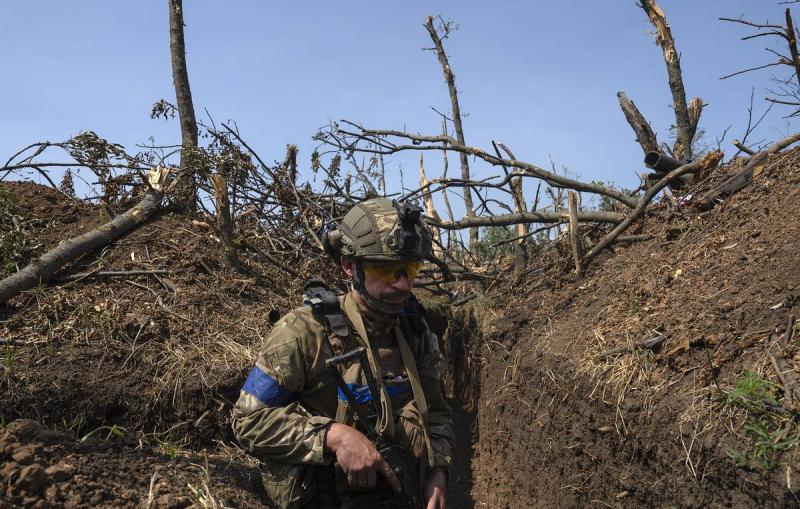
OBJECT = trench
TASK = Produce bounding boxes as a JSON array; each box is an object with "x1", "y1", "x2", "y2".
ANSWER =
[
  {"x1": 438, "y1": 301, "x2": 796, "y2": 509},
  {"x1": 432, "y1": 303, "x2": 483, "y2": 508}
]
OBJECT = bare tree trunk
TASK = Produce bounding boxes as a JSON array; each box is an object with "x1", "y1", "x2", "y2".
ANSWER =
[
  {"x1": 617, "y1": 91, "x2": 659, "y2": 155},
  {"x1": 639, "y1": 0, "x2": 702, "y2": 161},
  {"x1": 169, "y1": 0, "x2": 199, "y2": 212},
  {"x1": 785, "y1": 8, "x2": 800, "y2": 91},
  {"x1": 424, "y1": 16, "x2": 478, "y2": 257},
  {"x1": 497, "y1": 144, "x2": 528, "y2": 271},
  {"x1": 439, "y1": 119, "x2": 456, "y2": 250},
  {"x1": 0, "y1": 171, "x2": 167, "y2": 305},
  {"x1": 211, "y1": 175, "x2": 239, "y2": 268},
  {"x1": 419, "y1": 154, "x2": 443, "y2": 258}
]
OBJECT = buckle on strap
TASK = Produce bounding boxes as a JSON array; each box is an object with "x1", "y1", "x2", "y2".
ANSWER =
[{"x1": 303, "y1": 279, "x2": 350, "y2": 338}]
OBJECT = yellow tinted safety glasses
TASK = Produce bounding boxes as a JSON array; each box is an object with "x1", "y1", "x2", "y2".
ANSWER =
[{"x1": 362, "y1": 261, "x2": 423, "y2": 283}]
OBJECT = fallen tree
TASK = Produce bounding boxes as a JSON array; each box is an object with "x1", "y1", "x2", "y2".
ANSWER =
[
  {"x1": 695, "y1": 131, "x2": 800, "y2": 209},
  {"x1": 0, "y1": 168, "x2": 169, "y2": 305}
]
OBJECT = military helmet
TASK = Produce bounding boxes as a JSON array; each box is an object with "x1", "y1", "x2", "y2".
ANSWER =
[{"x1": 325, "y1": 198, "x2": 433, "y2": 262}]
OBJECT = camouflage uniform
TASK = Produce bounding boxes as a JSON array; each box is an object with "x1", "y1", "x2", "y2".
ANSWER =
[
  {"x1": 232, "y1": 291, "x2": 453, "y2": 507},
  {"x1": 232, "y1": 198, "x2": 453, "y2": 507}
]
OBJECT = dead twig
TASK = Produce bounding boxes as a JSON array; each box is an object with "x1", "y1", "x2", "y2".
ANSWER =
[
  {"x1": 770, "y1": 316, "x2": 798, "y2": 408},
  {"x1": 0, "y1": 339, "x2": 28, "y2": 347},
  {"x1": 596, "y1": 331, "x2": 666, "y2": 360},
  {"x1": 696, "y1": 131, "x2": 800, "y2": 209},
  {"x1": 50, "y1": 270, "x2": 168, "y2": 283}
]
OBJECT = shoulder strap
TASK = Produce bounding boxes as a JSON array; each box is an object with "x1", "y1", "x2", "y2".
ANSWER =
[
  {"x1": 342, "y1": 294, "x2": 396, "y2": 438},
  {"x1": 302, "y1": 279, "x2": 350, "y2": 339},
  {"x1": 394, "y1": 325, "x2": 435, "y2": 468}
]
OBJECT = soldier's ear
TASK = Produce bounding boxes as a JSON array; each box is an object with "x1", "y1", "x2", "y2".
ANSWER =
[{"x1": 341, "y1": 257, "x2": 356, "y2": 278}]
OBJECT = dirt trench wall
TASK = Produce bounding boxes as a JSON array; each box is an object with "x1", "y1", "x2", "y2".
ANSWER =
[
  {"x1": 467, "y1": 151, "x2": 800, "y2": 508},
  {"x1": 474, "y1": 339, "x2": 799, "y2": 508}
]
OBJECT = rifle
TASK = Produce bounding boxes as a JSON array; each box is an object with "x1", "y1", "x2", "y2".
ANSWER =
[{"x1": 325, "y1": 347, "x2": 423, "y2": 509}]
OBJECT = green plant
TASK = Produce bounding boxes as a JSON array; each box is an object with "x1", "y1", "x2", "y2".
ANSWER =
[
  {"x1": 2, "y1": 345, "x2": 21, "y2": 373},
  {"x1": 80, "y1": 424, "x2": 127, "y2": 442},
  {"x1": 62, "y1": 415, "x2": 88, "y2": 439},
  {"x1": 154, "y1": 435, "x2": 188, "y2": 461},
  {"x1": 726, "y1": 370, "x2": 779, "y2": 411},
  {"x1": 0, "y1": 187, "x2": 40, "y2": 274},
  {"x1": 475, "y1": 226, "x2": 515, "y2": 258},
  {"x1": 591, "y1": 181, "x2": 642, "y2": 212},
  {"x1": 724, "y1": 370, "x2": 800, "y2": 470}
]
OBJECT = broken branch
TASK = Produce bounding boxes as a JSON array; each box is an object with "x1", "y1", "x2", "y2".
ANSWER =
[
  {"x1": 0, "y1": 169, "x2": 168, "y2": 305},
  {"x1": 582, "y1": 151, "x2": 721, "y2": 267}
]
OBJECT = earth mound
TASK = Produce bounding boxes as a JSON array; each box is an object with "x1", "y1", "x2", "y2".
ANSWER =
[
  {"x1": 2, "y1": 148, "x2": 799, "y2": 507},
  {"x1": 469, "y1": 149, "x2": 800, "y2": 507}
]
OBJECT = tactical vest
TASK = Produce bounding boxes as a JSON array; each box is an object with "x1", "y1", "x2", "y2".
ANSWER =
[{"x1": 303, "y1": 280, "x2": 435, "y2": 467}]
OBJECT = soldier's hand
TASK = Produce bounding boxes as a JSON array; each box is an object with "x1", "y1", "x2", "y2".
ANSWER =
[
  {"x1": 423, "y1": 468, "x2": 447, "y2": 509},
  {"x1": 325, "y1": 423, "x2": 401, "y2": 492}
]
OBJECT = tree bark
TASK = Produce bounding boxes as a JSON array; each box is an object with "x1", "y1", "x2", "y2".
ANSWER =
[
  {"x1": 497, "y1": 144, "x2": 528, "y2": 271},
  {"x1": 639, "y1": 0, "x2": 701, "y2": 161},
  {"x1": 785, "y1": 9, "x2": 800, "y2": 91},
  {"x1": 424, "y1": 16, "x2": 478, "y2": 256},
  {"x1": 169, "y1": 0, "x2": 199, "y2": 212},
  {"x1": 568, "y1": 192, "x2": 584, "y2": 278},
  {"x1": 617, "y1": 91, "x2": 659, "y2": 155},
  {"x1": 211, "y1": 175, "x2": 240, "y2": 268},
  {"x1": 427, "y1": 210, "x2": 623, "y2": 230},
  {"x1": 0, "y1": 184, "x2": 165, "y2": 305},
  {"x1": 418, "y1": 154, "x2": 443, "y2": 258}
]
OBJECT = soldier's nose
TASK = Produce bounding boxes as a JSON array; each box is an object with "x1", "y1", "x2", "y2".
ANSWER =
[{"x1": 392, "y1": 274, "x2": 411, "y2": 291}]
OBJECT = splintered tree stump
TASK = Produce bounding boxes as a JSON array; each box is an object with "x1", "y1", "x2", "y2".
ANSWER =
[{"x1": 568, "y1": 192, "x2": 584, "y2": 278}]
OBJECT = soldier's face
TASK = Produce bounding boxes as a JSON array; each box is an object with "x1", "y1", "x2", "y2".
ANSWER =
[{"x1": 341, "y1": 258, "x2": 416, "y2": 305}]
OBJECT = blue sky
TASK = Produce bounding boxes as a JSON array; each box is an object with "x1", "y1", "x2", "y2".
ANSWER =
[{"x1": 1, "y1": 1, "x2": 797, "y2": 210}]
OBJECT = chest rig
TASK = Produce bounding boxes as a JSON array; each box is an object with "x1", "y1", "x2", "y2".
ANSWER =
[{"x1": 302, "y1": 279, "x2": 435, "y2": 468}]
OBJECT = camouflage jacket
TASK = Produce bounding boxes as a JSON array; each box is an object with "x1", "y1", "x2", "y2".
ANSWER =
[{"x1": 231, "y1": 291, "x2": 454, "y2": 473}]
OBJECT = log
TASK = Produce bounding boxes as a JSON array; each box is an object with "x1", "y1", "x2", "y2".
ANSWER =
[
  {"x1": 568, "y1": 192, "x2": 584, "y2": 278},
  {"x1": 732, "y1": 139, "x2": 756, "y2": 156},
  {"x1": 695, "y1": 131, "x2": 800, "y2": 209},
  {"x1": 426, "y1": 210, "x2": 624, "y2": 230},
  {"x1": 582, "y1": 151, "x2": 722, "y2": 268},
  {"x1": 0, "y1": 169, "x2": 168, "y2": 305}
]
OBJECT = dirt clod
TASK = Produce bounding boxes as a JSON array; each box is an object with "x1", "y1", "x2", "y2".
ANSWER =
[{"x1": 15, "y1": 463, "x2": 49, "y2": 496}]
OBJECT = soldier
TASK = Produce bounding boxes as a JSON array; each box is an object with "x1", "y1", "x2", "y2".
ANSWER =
[{"x1": 232, "y1": 198, "x2": 453, "y2": 508}]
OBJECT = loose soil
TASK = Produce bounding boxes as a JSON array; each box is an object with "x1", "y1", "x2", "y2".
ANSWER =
[
  {"x1": 468, "y1": 150, "x2": 800, "y2": 507},
  {"x1": 2, "y1": 149, "x2": 800, "y2": 507}
]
